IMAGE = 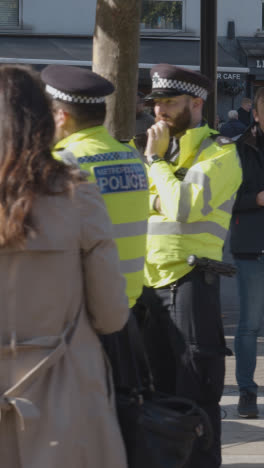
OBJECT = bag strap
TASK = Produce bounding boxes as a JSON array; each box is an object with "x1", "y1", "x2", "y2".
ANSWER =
[
  {"x1": 1, "y1": 306, "x2": 82, "y2": 430},
  {"x1": 101, "y1": 311, "x2": 154, "y2": 394},
  {"x1": 126, "y1": 312, "x2": 154, "y2": 392}
]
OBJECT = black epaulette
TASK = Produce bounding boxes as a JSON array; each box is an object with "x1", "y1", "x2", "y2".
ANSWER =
[{"x1": 209, "y1": 133, "x2": 234, "y2": 146}]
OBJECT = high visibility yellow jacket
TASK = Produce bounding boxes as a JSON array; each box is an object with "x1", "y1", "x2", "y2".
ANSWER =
[
  {"x1": 135, "y1": 124, "x2": 242, "y2": 288},
  {"x1": 54, "y1": 125, "x2": 149, "y2": 308}
]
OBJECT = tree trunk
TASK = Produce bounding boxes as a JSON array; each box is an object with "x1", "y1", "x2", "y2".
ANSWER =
[{"x1": 93, "y1": 0, "x2": 141, "y2": 141}]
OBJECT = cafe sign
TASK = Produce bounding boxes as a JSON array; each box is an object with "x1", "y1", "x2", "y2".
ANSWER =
[
  {"x1": 217, "y1": 72, "x2": 242, "y2": 80},
  {"x1": 247, "y1": 57, "x2": 264, "y2": 74},
  {"x1": 256, "y1": 59, "x2": 264, "y2": 69}
]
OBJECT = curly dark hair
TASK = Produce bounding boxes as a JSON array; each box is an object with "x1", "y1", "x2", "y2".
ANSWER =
[{"x1": 0, "y1": 65, "x2": 84, "y2": 248}]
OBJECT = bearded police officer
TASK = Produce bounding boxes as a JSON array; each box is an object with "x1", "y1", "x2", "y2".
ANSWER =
[
  {"x1": 132, "y1": 64, "x2": 242, "y2": 468},
  {"x1": 41, "y1": 65, "x2": 149, "y2": 311}
]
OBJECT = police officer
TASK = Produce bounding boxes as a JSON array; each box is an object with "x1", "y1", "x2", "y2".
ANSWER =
[
  {"x1": 132, "y1": 64, "x2": 242, "y2": 468},
  {"x1": 41, "y1": 65, "x2": 149, "y2": 311}
]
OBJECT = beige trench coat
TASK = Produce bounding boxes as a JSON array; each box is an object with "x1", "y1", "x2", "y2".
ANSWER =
[{"x1": 0, "y1": 182, "x2": 129, "y2": 468}]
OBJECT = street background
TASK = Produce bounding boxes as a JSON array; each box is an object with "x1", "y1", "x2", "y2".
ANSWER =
[{"x1": 220, "y1": 232, "x2": 264, "y2": 466}]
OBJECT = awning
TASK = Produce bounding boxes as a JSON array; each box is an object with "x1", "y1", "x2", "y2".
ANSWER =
[
  {"x1": 138, "y1": 38, "x2": 249, "y2": 84},
  {"x1": 0, "y1": 36, "x2": 249, "y2": 78},
  {"x1": 0, "y1": 37, "x2": 93, "y2": 65}
]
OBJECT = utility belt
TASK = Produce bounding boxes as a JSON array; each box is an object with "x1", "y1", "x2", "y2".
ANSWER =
[
  {"x1": 157, "y1": 255, "x2": 236, "y2": 307},
  {"x1": 187, "y1": 255, "x2": 237, "y2": 278},
  {"x1": 159, "y1": 254, "x2": 236, "y2": 290}
]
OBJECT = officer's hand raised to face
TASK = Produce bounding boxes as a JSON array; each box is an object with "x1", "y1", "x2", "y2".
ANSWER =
[{"x1": 145, "y1": 121, "x2": 170, "y2": 160}]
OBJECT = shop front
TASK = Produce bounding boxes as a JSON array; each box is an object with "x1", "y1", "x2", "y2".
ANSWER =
[
  {"x1": 0, "y1": 34, "x2": 249, "y2": 123},
  {"x1": 138, "y1": 38, "x2": 249, "y2": 122},
  {"x1": 238, "y1": 38, "x2": 264, "y2": 98}
]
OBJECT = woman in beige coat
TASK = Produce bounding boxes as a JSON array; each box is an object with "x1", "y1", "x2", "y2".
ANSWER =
[{"x1": 0, "y1": 65, "x2": 129, "y2": 468}]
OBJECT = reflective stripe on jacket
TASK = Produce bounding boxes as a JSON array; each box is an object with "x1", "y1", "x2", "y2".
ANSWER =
[
  {"x1": 54, "y1": 126, "x2": 149, "y2": 307},
  {"x1": 143, "y1": 124, "x2": 242, "y2": 288}
]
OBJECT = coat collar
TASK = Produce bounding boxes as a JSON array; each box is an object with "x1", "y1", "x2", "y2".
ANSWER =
[
  {"x1": 54, "y1": 125, "x2": 107, "y2": 150},
  {"x1": 236, "y1": 124, "x2": 262, "y2": 151},
  {"x1": 172, "y1": 124, "x2": 218, "y2": 167}
]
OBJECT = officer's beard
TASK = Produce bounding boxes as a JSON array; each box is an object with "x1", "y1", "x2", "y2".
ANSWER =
[{"x1": 156, "y1": 104, "x2": 192, "y2": 137}]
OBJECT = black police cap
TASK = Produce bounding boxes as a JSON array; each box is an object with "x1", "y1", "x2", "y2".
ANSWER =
[
  {"x1": 41, "y1": 65, "x2": 115, "y2": 104},
  {"x1": 146, "y1": 63, "x2": 212, "y2": 102}
]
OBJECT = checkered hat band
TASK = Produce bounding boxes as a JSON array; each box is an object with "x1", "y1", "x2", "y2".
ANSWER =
[
  {"x1": 45, "y1": 85, "x2": 105, "y2": 104},
  {"x1": 152, "y1": 76, "x2": 208, "y2": 100}
]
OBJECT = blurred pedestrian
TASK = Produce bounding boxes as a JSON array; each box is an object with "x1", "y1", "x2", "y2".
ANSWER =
[
  {"x1": 220, "y1": 110, "x2": 246, "y2": 140},
  {"x1": 0, "y1": 64, "x2": 129, "y2": 468},
  {"x1": 237, "y1": 97, "x2": 252, "y2": 127},
  {"x1": 230, "y1": 87, "x2": 264, "y2": 418},
  {"x1": 135, "y1": 91, "x2": 155, "y2": 134},
  {"x1": 214, "y1": 114, "x2": 220, "y2": 131},
  {"x1": 214, "y1": 114, "x2": 225, "y2": 132},
  {"x1": 132, "y1": 63, "x2": 242, "y2": 468}
]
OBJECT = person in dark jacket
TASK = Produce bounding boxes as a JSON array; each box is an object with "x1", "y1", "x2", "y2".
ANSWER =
[
  {"x1": 220, "y1": 110, "x2": 246, "y2": 140},
  {"x1": 230, "y1": 87, "x2": 264, "y2": 418},
  {"x1": 237, "y1": 97, "x2": 252, "y2": 127},
  {"x1": 135, "y1": 91, "x2": 155, "y2": 134}
]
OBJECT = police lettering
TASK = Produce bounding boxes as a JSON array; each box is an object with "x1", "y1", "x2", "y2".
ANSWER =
[{"x1": 94, "y1": 164, "x2": 148, "y2": 194}]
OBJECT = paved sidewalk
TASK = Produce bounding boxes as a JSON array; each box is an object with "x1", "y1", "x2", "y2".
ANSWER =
[
  {"x1": 221, "y1": 308, "x2": 264, "y2": 467},
  {"x1": 219, "y1": 235, "x2": 264, "y2": 466}
]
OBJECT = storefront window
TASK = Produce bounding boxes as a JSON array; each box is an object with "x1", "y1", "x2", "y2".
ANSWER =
[
  {"x1": 0, "y1": 0, "x2": 20, "y2": 29},
  {"x1": 141, "y1": 0, "x2": 184, "y2": 31}
]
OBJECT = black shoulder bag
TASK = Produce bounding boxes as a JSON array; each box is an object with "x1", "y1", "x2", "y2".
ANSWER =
[{"x1": 101, "y1": 313, "x2": 213, "y2": 468}]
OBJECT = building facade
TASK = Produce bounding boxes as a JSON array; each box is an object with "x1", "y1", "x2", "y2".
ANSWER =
[
  {"x1": 0, "y1": 0, "x2": 95, "y2": 35},
  {"x1": 2, "y1": 0, "x2": 261, "y2": 38},
  {"x1": 0, "y1": 0, "x2": 263, "y2": 121}
]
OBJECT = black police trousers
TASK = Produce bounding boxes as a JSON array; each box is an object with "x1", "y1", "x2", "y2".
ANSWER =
[{"x1": 138, "y1": 268, "x2": 226, "y2": 468}]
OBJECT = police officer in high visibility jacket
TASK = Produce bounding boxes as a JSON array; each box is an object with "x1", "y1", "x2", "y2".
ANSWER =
[
  {"x1": 132, "y1": 64, "x2": 242, "y2": 468},
  {"x1": 41, "y1": 65, "x2": 149, "y2": 310}
]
